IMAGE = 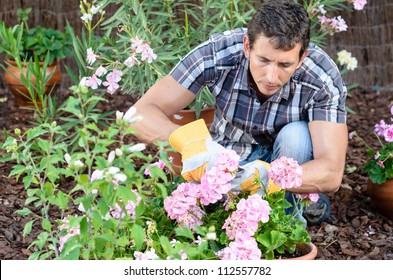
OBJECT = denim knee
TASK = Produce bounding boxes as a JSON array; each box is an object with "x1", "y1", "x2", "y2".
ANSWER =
[{"x1": 271, "y1": 121, "x2": 313, "y2": 164}]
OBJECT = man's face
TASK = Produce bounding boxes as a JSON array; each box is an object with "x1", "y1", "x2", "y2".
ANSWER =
[{"x1": 244, "y1": 34, "x2": 308, "y2": 97}]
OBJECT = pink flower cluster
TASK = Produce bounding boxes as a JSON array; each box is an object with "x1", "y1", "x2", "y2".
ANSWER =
[
  {"x1": 144, "y1": 158, "x2": 173, "y2": 177},
  {"x1": 352, "y1": 0, "x2": 367, "y2": 10},
  {"x1": 58, "y1": 216, "x2": 80, "y2": 252},
  {"x1": 83, "y1": 36, "x2": 157, "y2": 95},
  {"x1": 268, "y1": 156, "x2": 303, "y2": 189},
  {"x1": 311, "y1": 1, "x2": 367, "y2": 35},
  {"x1": 222, "y1": 194, "x2": 271, "y2": 240},
  {"x1": 110, "y1": 190, "x2": 142, "y2": 219},
  {"x1": 318, "y1": 15, "x2": 348, "y2": 34},
  {"x1": 217, "y1": 194, "x2": 271, "y2": 260},
  {"x1": 164, "y1": 150, "x2": 239, "y2": 230},
  {"x1": 374, "y1": 117, "x2": 393, "y2": 143},
  {"x1": 217, "y1": 233, "x2": 262, "y2": 260}
]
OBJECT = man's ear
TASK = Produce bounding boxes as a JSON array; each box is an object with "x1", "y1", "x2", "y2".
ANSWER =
[
  {"x1": 297, "y1": 50, "x2": 309, "y2": 69},
  {"x1": 243, "y1": 35, "x2": 250, "y2": 58}
]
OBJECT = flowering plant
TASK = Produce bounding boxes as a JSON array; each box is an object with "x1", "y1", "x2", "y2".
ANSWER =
[
  {"x1": 1, "y1": 109, "x2": 315, "y2": 260},
  {"x1": 350, "y1": 106, "x2": 393, "y2": 185},
  {"x1": 163, "y1": 151, "x2": 317, "y2": 260},
  {"x1": 303, "y1": 0, "x2": 367, "y2": 46}
]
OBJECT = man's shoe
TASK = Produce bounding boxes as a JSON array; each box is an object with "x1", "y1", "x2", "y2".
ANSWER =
[{"x1": 303, "y1": 193, "x2": 331, "y2": 225}]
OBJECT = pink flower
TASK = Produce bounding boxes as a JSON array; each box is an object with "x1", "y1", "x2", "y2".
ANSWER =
[
  {"x1": 144, "y1": 160, "x2": 171, "y2": 177},
  {"x1": 86, "y1": 48, "x2": 98, "y2": 65},
  {"x1": 296, "y1": 193, "x2": 319, "y2": 204},
  {"x1": 124, "y1": 55, "x2": 140, "y2": 67},
  {"x1": 353, "y1": 0, "x2": 367, "y2": 10},
  {"x1": 377, "y1": 160, "x2": 385, "y2": 168},
  {"x1": 95, "y1": 65, "x2": 107, "y2": 77},
  {"x1": 215, "y1": 150, "x2": 240, "y2": 173},
  {"x1": 223, "y1": 194, "x2": 270, "y2": 239},
  {"x1": 217, "y1": 235, "x2": 261, "y2": 260},
  {"x1": 85, "y1": 74, "x2": 102, "y2": 89},
  {"x1": 130, "y1": 36, "x2": 144, "y2": 52},
  {"x1": 268, "y1": 156, "x2": 303, "y2": 189},
  {"x1": 383, "y1": 125, "x2": 393, "y2": 142},
  {"x1": 374, "y1": 120, "x2": 387, "y2": 136},
  {"x1": 111, "y1": 191, "x2": 141, "y2": 219},
  {"x1": 141, "y1": 48, "x2": 157, "y2": 63}
]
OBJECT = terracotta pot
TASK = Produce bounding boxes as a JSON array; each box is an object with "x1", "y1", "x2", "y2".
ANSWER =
[
  {"x1": 367, "y1": 179, "x2": 393, "y2": 221},
  {"x1": 168, "y1": 107, "x2": 215, "y2": 176},
  {"x1": 288, "y1": 243, "x2": 318, "y2": 260},
  {"x1": 266, "y1": 243, "x2": 317, "y2": 260},
  {"x1": 4, "y1": 59, "x2": 62, "y2": 107}
]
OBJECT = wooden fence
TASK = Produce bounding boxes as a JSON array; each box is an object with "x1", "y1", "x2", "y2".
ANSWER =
[{"x1": 0, "y1": 0, "x2": 392, "y2": 91}]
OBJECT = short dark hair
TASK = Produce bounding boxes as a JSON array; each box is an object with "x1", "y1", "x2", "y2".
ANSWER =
[{"x1": 247, "y1": 0, "x2": 310, "y2": 58}]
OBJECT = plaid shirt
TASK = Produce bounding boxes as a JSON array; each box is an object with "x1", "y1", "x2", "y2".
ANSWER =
[{"x1": 170, "y1": 28, "x2": 347, "y2": 160}]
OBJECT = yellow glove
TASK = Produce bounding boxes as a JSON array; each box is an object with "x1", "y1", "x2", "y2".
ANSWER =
[
  {"x1": 232, "y1": 160, "x2": 281, "y2": 196},
  {"x1": 169, "y1": 119, "x2": 227, "y2": 182}
]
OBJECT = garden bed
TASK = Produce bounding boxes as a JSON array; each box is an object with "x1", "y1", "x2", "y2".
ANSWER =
[{"x1": 0, "y1": 87, "x2": 392, "y2": 260}]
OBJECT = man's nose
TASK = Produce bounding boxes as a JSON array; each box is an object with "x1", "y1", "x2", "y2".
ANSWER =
[{"x1": 266, "y1": 65, "x2": 278, "y2": 83}]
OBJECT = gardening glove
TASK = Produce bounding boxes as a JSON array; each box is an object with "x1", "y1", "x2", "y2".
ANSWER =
[
  {"x1": 169, "y1": 119, "x2": 227, "y2": 182},
  {"x1": 231, "y1": 160, "x2": 282, "y2": 196}
]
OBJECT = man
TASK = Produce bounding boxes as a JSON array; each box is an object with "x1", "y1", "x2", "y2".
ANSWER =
[{"x1": 130, "y1": 0, "x2": 348, "y2": 225}]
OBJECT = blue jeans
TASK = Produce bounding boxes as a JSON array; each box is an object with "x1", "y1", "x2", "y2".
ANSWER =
[{"x1": 240, "y1": 121, "x2": 313, "y2": 226}]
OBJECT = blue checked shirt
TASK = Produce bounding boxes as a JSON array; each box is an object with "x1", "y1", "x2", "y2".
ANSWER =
[{"x1": 170, "y1": 28, "x2": 347, "y2": 160}]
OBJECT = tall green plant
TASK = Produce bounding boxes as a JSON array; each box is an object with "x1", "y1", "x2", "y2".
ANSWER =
[{"x1": 94, "y1": 0, "x2": 258, "y2": 115}]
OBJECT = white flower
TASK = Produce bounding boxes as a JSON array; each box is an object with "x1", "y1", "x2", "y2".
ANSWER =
[
  {"x1": 64, "y1": 153, "x2": 71, "y2": 164},
  {"x1": 115, "y1": 148, "x2": 123, "y2": 156},
  {"x1": 91, "y1": 169, "x2": 105, "y2": 181},
  {"x1": 74, "y1": 160, "x2": 84, "y2": 167},
  {"x1": 86, "y1": 48, "x2": 97, "y2": 65},
  {"x1": 108, "y1": 166, "x2": 120, "y2": 175},
  {"x1": 206, "y1": 232, "x2": 217, "y2": 240},
  {"x1": 337, "y1": 49, "x2": 352, "y2": 66},
  {"x1": 346, "y1": 57, "x2": 358, "y2": 71},
  {"x1": 81, "y1": 13, "x2": 92, "y2": 23},
  {"x1": 134, "y1": 248, "x2": 159, "y2": 260},
  {"x1": 108, "y1": 150, "x2": 116, "y2": 164},
  {"x1": 114, "y1": 173, "x2": 127, "y2": 182},
  {"x1": 78, "y1": 203, "x2": 86, "y2": 212},
  {"x1": 129, "y1": 143, "x2": 146, "y2": 152},
  {"x1": 90, "y1": 5, "x2": 101, "y2": 14}
]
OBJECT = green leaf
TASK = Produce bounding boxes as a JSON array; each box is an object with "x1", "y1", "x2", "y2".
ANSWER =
[
  {"x1": 131, "y1": 224, "x2": 145, "y2": 251},
  {"x1": 23, "y1": 220, "x2": 35, "y2": 236},
  {"x1": 15, "y1": 207, "x2": 33, "y2": 216},
  {"x1": 41, "y1": 218, "x2": 52, "y2": 232},
  {"x1": 175, "y1": 226, "x2": 195, "y2": 240},
  {"x1": 159, "y1": 235, "x2": 172, "y2": 257}
]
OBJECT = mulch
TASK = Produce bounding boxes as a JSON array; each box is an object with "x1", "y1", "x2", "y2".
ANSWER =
[{"x1": 0, "y1": 87, "x2": 392, "y2": 260}]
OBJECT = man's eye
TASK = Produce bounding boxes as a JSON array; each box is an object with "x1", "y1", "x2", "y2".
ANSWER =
[{"x1": 280, "y1": 63, "x2": 291, "y2": 68}]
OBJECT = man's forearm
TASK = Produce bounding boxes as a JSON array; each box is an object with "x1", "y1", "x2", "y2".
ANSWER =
[{"x1": 131, "y1": 103, "x2": 180, "y2": 144}]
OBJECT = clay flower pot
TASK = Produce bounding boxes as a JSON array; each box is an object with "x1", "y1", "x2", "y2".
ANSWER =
[
  {"x1": 288, "y1": 243, "x2": 318, "y2": 260},
  {"x1": 367, "y1": 179, "x2": 393, "y2": 221},
  {"x1": 4, "y1": 59, "x2": 62, "y2": 107}
]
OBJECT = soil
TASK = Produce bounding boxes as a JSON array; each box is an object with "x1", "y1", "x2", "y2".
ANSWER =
[{"x1": 0, "y1": 87, "x2": 393, "y2": 260}]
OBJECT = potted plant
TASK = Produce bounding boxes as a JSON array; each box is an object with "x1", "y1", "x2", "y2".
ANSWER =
[
  {"x1": 0, "y1": 7, "x2": 72, "y2": 108},
  {"x1": 350, "y1": 106, "x2": 393, "y2": 221}
]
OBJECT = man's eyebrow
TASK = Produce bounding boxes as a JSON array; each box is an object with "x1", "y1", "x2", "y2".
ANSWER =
[{"x1": 257, "y1": 55, "x2": 295, "y2": 65}]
